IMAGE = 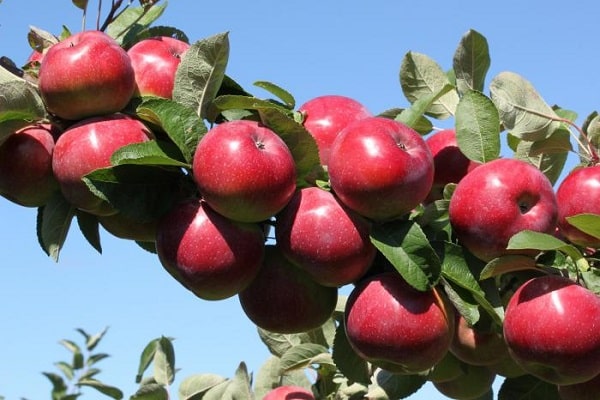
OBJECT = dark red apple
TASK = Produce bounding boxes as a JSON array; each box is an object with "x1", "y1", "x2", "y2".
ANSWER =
[
  {"x1": 156, "y1": 199, "x2": 265, "y2": 301},
  {"x1": 432, "y1": 364, "x2": 496, "y2": 400},
  {"x1": 344, "y1": 271, "x2": 454, "y2": 374},
  {"x1": 0, "y1": 124, "x2": 59, "y2": 207},
  {"x1": 39, "y1": 30, "x2": 135, "y2": 120},
  {"x1": 328, "y1": 117, "x2": 434, "y2": 221},
  {"x1": 448, "y1": 158, "x2": 558, "y2": 261},
  {"x1": 503, "y1": 275, "x2": 600, "y2": 385},
  {"x1": 192, "y1": 119, "x2": 296, "y2": 223},
  {"x1": 556, "y1": 165, "x2": 600, "y2": 248},
  {"x1": 449, "y1": 314, "x2": 509, "y2": 366},
  {"x1": 298, "y1": 94, "x2": 371, "y2": 166},
  {"x1": 52, "y1": 114, "x2": 152, "y2": 216},
  {"x1": 127, "y1": 36, "x2": 190, "y2": 99},
  {"x1": 425, "y1": 128, "x2": 479, "y2": 202},
  {"x1": 275, "y1": 187, "x2": 376, "y2": 287},
  {"x1": 238, "y1": 244, "x2": 338, "y2": 334},
  {"x1": 263, "y1": 385, "x2": 315, "y2": 400}
]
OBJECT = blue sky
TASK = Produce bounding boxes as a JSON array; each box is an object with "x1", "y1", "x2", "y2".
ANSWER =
[{"x1": 0, "y1": 1, "x2": 598, "y2": 399}]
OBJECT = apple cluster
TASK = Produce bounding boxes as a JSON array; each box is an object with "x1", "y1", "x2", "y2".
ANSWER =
[{"x1": 3, "y1": 17, "x2": 600, "y2": 400}]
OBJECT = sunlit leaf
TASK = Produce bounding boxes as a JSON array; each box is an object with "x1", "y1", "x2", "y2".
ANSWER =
[
  {"x1": 254, "y1": 80, "x2": 295, "y2": 109},
  {"x1": 78, "y1": 379, "x2": 123, "y2": 400},
  {"x1": 480, "y1": 255, "x2": 539, "y2": 280},
  {"x1": 453, "y1": 29, "x2": 490, "y2": 95},
  {"x1": 566, "y1": 213, "x2": 600, "y2": 241},
  {"x1": 455, "y1": 90, "x2": 500, "y2": 163},
  {"x1": 279, "y1": 343, "x2": 331, "y2": 372},
  {"x1": 220, "y1": 362, "x2": 253, "y2": 399},
  {"x1": 153, "y1": 336, "x2": 175, "y2": 386},
  {"x1": 395, "y1": 84, "x2": 455, "y2": 130},
  {"x1": 105, "y1": 2, "x2": 167, "y2": 46}
]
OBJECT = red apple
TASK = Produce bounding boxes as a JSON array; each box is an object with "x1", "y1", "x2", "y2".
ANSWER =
[
  {"x1": 192, "y1": 119, "x2": 296, "y2": 223},
  {"x1": 328, "y1": 117, "x2": 434, "y2": 221},
  {"x1": 0, "y1": 124, "x2": 60, "y2": 207},
  {"x1": 344, "y1": 271, "x2": 454, "y2": 374},
  {"x1": 52, "y1": 114, "x2": 152, "y2": 216},
  {"x1": 298, "y1": 94, "x2": 371, "y2": 166},
  {"x1": 238, "y1": 244, "x2": 338, "y2": 334},
  {"x1": 448, "y1": 158, "x2": 558, "y2": 262},
  {"x1": 39, "y1": 30, "x2": 135, "y2": 120},
  {"x1": 432, "y1": 364, "x2": 496, "y2": 400},
  {"x1": 127, "y1": 36, "x2": 190, "y2": 99},
  {"x1": 503, "y1": 275, "x2": 600, "y2": 385},
  {"x1": 449, "y1": 314, "x2": 509, "y2": 366},
  {"x1": 263, "y1": 385, "x2": 315, "y2": 400},
  {"x1": 425, "y1": 128, "x2": 480, "y2": 202},
  {"x1": 556, "y1": 165, "x2": 600, "y2": 248},
  {"x1": 558, "y1": 373, "x2": 600, "y2": 400},
  {"x1": 156, "y1": 199, "x2": 265, "y2": 301},
  {"x1": 275, "y1": 187, "x2": 376, "y2": 287}
]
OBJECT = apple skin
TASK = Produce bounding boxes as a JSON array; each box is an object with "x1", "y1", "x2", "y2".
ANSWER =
[
  {"x1": 432, "y1": 364, "x2": 496, "y2": 400},
  {"x1": 127, "y1": 36, "x2": 190, "y2": 99},
  {"x1": 156, "y1": 199, "x2": 265, "y2": 301},
  {"x1": 298, "y1": 95, "x2": 371, "y2": 166},
  {"x1": 275, "y1": 187, "x2": 376, "y2": 287},
  {"x1": 263, "y1": 385, "x2": 315, "y2": 400},
  {"x1": 192, "y1": 120, "x2": 296, "y2": 223},
  {"x1": 0, "y1": 124, "x2": 60, "y2": 207},
  {"x1": 556, "y1": 165, "x2": 600, "y2": 248},
  {"x1": 558, "y1": 373, "x2": 600, "y2": 400},
  {"x1": 52, "y1": 114, "x2": 152, "y2": 216},
  {"x1": 449, "y1": 314, "x2": 509, "y2": 366},
  {"x1": 503, "y1": 275, "x2": 600, "y2": 385},
  {"x1": 328, "y1": 117, "x2": 434, "y2": 221},
  {"x1": 344, "y1": 271, "x2": 454, "y2": 374},
  {"x1": 39, "y1": 30, "x2": 135, "y2": 120},
  {"x1": 238, "y1": 245, "x2": 338, "y2": 334},
  {"x1": 448, "y1": 158, "x2": 558, "y2": 262},
  {"x1": 424, "y1": 128, "x2": 480, "y2": 202}
]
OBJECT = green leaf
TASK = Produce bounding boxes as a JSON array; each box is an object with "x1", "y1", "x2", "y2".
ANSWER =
[
  {"x1": 566, "y1": 213, "x2": 600, "y2": 241},
  {"x1": 54, "y1": 361, "x2": 75, "y2": 380},
  {"x1": 135, "y1": 338, "x2": 161, "y2": 383},
  {"x1": 513, "y1": 138, "x2": 568, "y2": 186},
  {"x1": 27, "y1": 26, "x2": 59, "y2": 53},
  {"x1": 76, "y1": 211, "x2": 102, "y2": 254},
  {"x1": 480, "y1": 255, "x2": 539, "y2": 280},
  {"x1": 81, "y1": 326, "x2": 109, "y2": 353},
  {"x1": 253, "y1": 356, "x2": 312, "y2": 400},
  {"x1": 72, "y1": 0, "x2": 88, "y2": 10},
  {"x1": 257, "y1": 328, "x2": 310, "y2": 358},
  {"x1": 379, "y1": 107, "x2": 433, "y2": 135},
  {"x1": 77, "y1": 379, "x2": 123, "y2": 400},
  {"x1": 0, "y1": 66, "x2": 46, "y2": 145},
  {"x1": 213, "y1": 94, "x2": 291, "y2": 115},
  {"x1": 220, "y1": 362, "x2": 253, "y2": 400},
  {"x1": 134, "y1": 25, "x2": 189, "y2": 44},
  {"x1": 87, "y1": 353, "x2": 110, "y2": 367},
  {"x1": 490, "y1": 71, "x2": 561, "y2": 141},
  {"x1": 153, "y1": 336, "x2": 175, "y2": 386},
  {"x1": 453, "y1": 29, "x2": 491, "y2": 95},
  {"x1": 42, "y1": 372, "x2": 68, "y2": 398},
  {"x1": 111, "y1": 140, "x2": 190, "y2": 168},
  {"x1": 279, "y1": 343, "x2": 331, "y2": 372},
  {"x1": 395, "y1": 84, "x2": 455, "y2": 130},
  {"x1": 527, "y1": 127, "x2": 573, "y2": 155},
  {"x1": 400, "y1": 51, "x2": 459, "y2": 119},
  {"x1": 135, "y1": 97, "x2": 206, "y2": 163},
  {"x1": 178, "y1": 373, "x2": 228, "y2": 400},
  {"x1": 105, "y1": 2, "x2": 167, "y2": 47},
  {"x1": 442, "y1": 280, "x2": 480, "y2": 326},
  {"x1": 36, "y1": 192, "x2": 75, "y2": 263},
  {"x1": 201, "y1": 380, "x2": 231, "y2": 400},
  {"x1": 130, "y1": 383, "x2": 168, "y2": 400},
  {"x1": 370, "y1": 220, "x2": 441, "y2": 291},
  {"x1": 498, "y1": 375, "x2": 560, "y2": 400},
  {"x1": 332, "y1": 322, "x2": 371, "y2": 385},
  {"x1": 173, "y1": 32, "x2": 230, "y2": 120},
  {"x1": 254, "y1": 80, "x2": 295, "y2": 109},
  {"x1": 367, "y1": 369, "x2": 427, "y2": 399},
  {"x1": 455, "y1": 90, "x2": 501, "y2": 163}
]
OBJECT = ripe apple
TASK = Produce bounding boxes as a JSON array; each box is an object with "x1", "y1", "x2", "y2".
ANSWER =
[
  {"x1": 275, "y1": 187, "x2": 376, "y2": 287},
  {"x1": 558, "y1": 373, "x2": 600, "y2": 400},
  {"x1": 263, "y1": 385, "x2": 315, "y2": 400},
  {"x1": 238, "y1": 245, "x2": 338, "y2": 334},
  {"x1": 0, "y1": 124, "x2": 60, "y2": 207},
  {"x1": 298, "y1": 94, "x2": 371, "y2": 166},
  {"x1": 503, "y1": 274, "x2": 600, "y2": 385},
  {"x1": 127, "y1": 36, "x2": 190, "y2": 99},
  {"x1": 449, "y1": 314, "x2": 509, "y2": 366},
  {"x1": 344, "y1": 271, "x2": 454, "y2": 374},
  {"x1": 448, "y1": 158, "x2": 558, "y2": 262},
  {"x1": 52, "y1": 114, "x2": 152, "y2": 216},
  {"x1": 424, "y1": 128, "x2": 479, "y2": 202},
  {"x1": 432, "y1": 364, "x2": 496, "y2": 400},
  {"x1": 39, "y1": 30, "x2": 135, "y2": 120},
  {"x1": 192, "y1": 119, "x2": 296, "y2": 223},
  {"x1": 98, "y1": 212, "x2": 158, "y2": 243},
  {"x1": 156, "y1": 199, "x2": 265, "y2": 301},
  {"x1": 556, "y1": 165, "x2": 600, "y2": 248},
  {"x1": 328, "y1": 117, "x2": 434, "y2": 221}
]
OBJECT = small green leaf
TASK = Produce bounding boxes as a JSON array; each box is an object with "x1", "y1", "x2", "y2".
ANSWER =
[
  {"x1": 220, "y1": 362, "x2": 253, "y2": 400},
  {"x1": 455, "y1": 90, "x2": 501, "y2": 163},
  {"x1": 135, "y1": 338, "x2": 161, "y2": 383},
  {"x1": 213, "y1": 94, "x2": 291, "y2": 115},
  {"x1": 442, "y1": 280, "x2": 480, "y2": 326},
  {"x1": 254, "y1": 80, "x2": 295, "y2": 109},
  {"x1": 332, "y1": 323, "x2": 371, "y2": 385},
  {"x1": 513, "y1": 137, "x2": 568, "y2": 185},
  {"x1": 77, "y1": 379, "x2": 123, "y2": 400},
  {"x1": 105, "y1": 2, "x2": 167, "y2": 47},
  {"x1": 395, "y1": 84, "x2": 455, "y2": 130},
  {"x1": 82, "y1": 326, "x2": 109, "y2": 352},
  {"x1": 453, "y1": 29, "x2": 491, "y2": 95},
  {"x1": 153, "y1": 336, "x2": 175, "y2": 386},
  {"x1": 257, "y1": 328, "x2": 305, "y2": 358},
  {"x1": 130, "y1": 383, "x2": 168, "y2": 400},
  {"x1": 379, "y1": 107, "x2": 433, "y2": 135},
  {"x1": 279, "y1": 343, "x2": 331, "y2": 372},
  {"x1": 36, "y1": 191, "x2": 75, "y2": 262},
  {"x1": 370, "y1": 220, "x2": 441, "y2": 291},
  {"x1": 54, "y1": 361, "x2": 75, "y2": 380},
  {"x1": 72, "y1": 0, "x2": 88, "y2": 10},
  {"x1": 173, "y1": 32, "x2": 230, "y2": 120},
  {"x1": 42, "y1": 372, "x2": 68, "y2": 397},
  {"x1": 27, "y1": 26, "x2": 59, "y2": 53},
  {"x1": 252, "y1": 356, "x2": 312, "y2": 400},
  {"x1": 134, "y1": 25, "x2": 189, "y2": 44},
  {"x1": 178, "y1": 374, "x2": 228, "y2": 400},
  {"x1": 367, "y1": 369, "x2": 427, "y2": 400},
  {"x1": 111, "y1": 140, "x2": 190, "y2": 168},
  {"x1": 498, "y1": 375, "x2": 560, "y2": 400},
  {"x1": 87, "y1": 353, "x2": 110, "y2": 367},
  {"x1": 76, "y1": 211, "x2": 102, "y2": 254},
  {"x1": 480, "y1": 255, "x2": 539, "y2": 280},
  {"x1": 566, "y1": 213, "x2": 600, "y2": 241}
]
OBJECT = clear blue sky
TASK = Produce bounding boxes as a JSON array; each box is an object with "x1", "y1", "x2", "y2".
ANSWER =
[{"x1": 0, "y1": 1, "x2": 598, "y2": 399}]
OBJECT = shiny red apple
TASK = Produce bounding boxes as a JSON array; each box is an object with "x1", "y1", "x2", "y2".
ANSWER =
[
  {"x1": 192, "y1": 119, "x2": 296, "y2": 223},
  {"x1": 328, "y1": 117, "x2": 434, "y2": 221},
  {"x1": 503, "y1": 275, "x2": 600, "y2": 385},
  {"x1": 275, "y1": 187, "x2": 376, "y2": 287},
  {"x1": 156, "y1": 199, "x2": 265, "y2": 301},
  {"x1": 39, "y1": 30, "x2": 135, "y2": 120},
  {"x1": 449, "y1": 314, "x2": 510, "y2": 366},
  {"x1": 127, "y1": 36, "x2": 190, "y2": 99},
  {"x1": 449, "y1": 158, "x2": 558, "y2": 261},
  {"x1": 298, "y1": 94, "x2": 371, "y2": 166}
]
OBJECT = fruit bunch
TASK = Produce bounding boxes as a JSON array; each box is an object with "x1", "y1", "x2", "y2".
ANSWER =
[{"x1": 2, "y1": 1, "x2": 600, "y2": 399}]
